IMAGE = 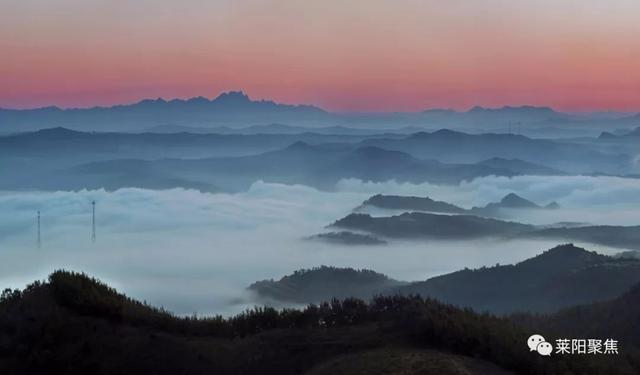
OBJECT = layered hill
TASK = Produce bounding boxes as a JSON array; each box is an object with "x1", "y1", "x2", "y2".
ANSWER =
[
  {"x1": 248, "y1": 245, "x2": 640, "y2": 315},
  {"x1": 331, "y1": 211, "x2": 640, "y2": 250},
  {"x1": 27, "y1": 142, "x2": 528, "y2": 192},
  {"x1": 356, "y1": 193, "x2": 559, "y2": 218},
  {"x1": 358, "y1": 129, "x2": 630, "y2": 174},
  {"x1": 397, "y1": 244, "x2": 640, "y2": 314},
  {"x1": 332, "y1": 212, "x2": 534, "y2": 239}
]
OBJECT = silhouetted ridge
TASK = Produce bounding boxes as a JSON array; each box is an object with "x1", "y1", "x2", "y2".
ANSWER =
[
  {"x1": 351, "y1": 146, "x2": 411, "y2": 159},
  {"x1": 33, "y1": 127, "x2": 86, "y2": 138},
  {"x1": 515, "y1": 243, "x2": 608, "y2": 270},
  {"x1": 598, "y1": 131, "x2": 617, "y2": 139},
  {"x1": 469, "y1": 192, "x2": 560, "y2": 216},
  {"x1": 332, "y1": 212, "x2": 534, "y2": 239},
  {"x1": 408, "y1": 129, "x2": 468, "y2": 140},
  {"x1": 212, "y1": 90, "x2": 251, "y2": 104},
  {"x1": 466, "y1": 105, "x2": 558, "y2": 116},
  {"x1": 283, "y1": 140, "x2": 317, "y2": 152},
  {"x1": 397, "y1": 243, "x2": 640, "y2": 314},
  {"x1": 499, "y1": 193, "x2": 538, "y2": 208},
  {"x1": 359, "y1": 194, "x2": 466, "y2": 214},
  {"x1": 476, "y1": 157, "x2": 563, "y2": 175}
]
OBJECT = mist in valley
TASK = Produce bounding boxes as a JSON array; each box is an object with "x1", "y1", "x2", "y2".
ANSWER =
[{"x1": 1, "y1": 175, "x2": 637, "y2": 316}]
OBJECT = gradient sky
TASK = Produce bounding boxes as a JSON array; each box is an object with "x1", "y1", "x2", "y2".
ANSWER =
[{"x1": 1, "y1": 0, "x2": 640, "y2": 112}]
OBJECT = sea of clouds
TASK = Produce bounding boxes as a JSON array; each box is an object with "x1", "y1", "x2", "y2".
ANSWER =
[{"x1": 1, "y1": 175, "x2": 639, "y2": 315}]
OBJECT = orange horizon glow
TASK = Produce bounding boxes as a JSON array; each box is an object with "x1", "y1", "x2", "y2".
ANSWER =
[{"x1": 2, "y1": 0, "x2": 640, "y2": 112}]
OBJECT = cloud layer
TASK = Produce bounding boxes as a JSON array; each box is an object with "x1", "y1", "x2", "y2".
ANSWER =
[{"x1": 1, "y1": 175, "x2": 638, "y2": 315}]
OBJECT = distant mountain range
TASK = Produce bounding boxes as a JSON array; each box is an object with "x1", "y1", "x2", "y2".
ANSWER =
[
  {"x1": 2, "y1": 91, "x2": 639, "y2": 136},
  {"x1": 0, "y1": 91, "x2": 330, "y2": 132},
  {"x1": 248, "y1": 244, "x2": 640, "y2": 314},
  {"x1": 0, "y1": 127, "x2": 636, "y2": 192},
  {"x1": 358, "y1": 129, "x2": 630, "y2": 174},
  {"x1": 143, "y1": 123, "x2": 424, "y2": 136},
  {"x1": 3, "y1": 136, "x2": 565, "y2": 192},
  {"x1": 599, "y1": 126, "x2": 640, "y2": 139},
  {"x1": 55, "y1": 142, "x2": 521, "y2": 192}
]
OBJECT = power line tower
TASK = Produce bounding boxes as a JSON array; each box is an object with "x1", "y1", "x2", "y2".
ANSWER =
[
  {"x1": 91, "y1": 201, "x2": 96, "y2": 243},
  {"x1": 37, "y1": 210, "x2": 41, "y2": 249}
]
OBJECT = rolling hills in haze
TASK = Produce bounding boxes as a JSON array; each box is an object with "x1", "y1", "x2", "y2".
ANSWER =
[
  {"x1": 356, "y1": 193, "x2": 559, "y2": 219},
  {"x1": 3, "y1": 92, "x2": 639, "y2": 138},
  {"x1": 248, "y1": 244, "x2": 640, "y2": 315},
  {"x1": 0, "y1": 126, "x2": 635, "y2": 192},
  {"x1": 4, "y1": 140, "x2": 545, "y2": 192},
  {"x1": 330, "y1": 211, "x2": 640, "y2": 250}
]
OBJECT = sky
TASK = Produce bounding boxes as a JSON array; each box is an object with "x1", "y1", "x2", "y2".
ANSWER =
[{"x1": 1, "y1": 0, "x2": 640, "y2": 112}]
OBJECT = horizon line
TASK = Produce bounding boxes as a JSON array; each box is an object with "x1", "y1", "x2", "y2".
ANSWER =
[{"x1": 1, "y1": 90, "x2": 640, "y2": 115}]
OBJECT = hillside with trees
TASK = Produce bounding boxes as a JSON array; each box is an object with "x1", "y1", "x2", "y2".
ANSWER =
[
  {"x1": 248, "y1": 266, "x2": 403, "y2": 303},
  {"x1": 248, "y1": 245, "x2": 640, "y2": 315},
  {"x1": 0, "y1": 270, "x2": 630, "y2": 374},
  {"x1": 397, "y1": 244, "x2": 640, "y2": 314}
]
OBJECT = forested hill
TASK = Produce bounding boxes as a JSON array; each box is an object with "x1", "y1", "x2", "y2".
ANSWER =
[
  {"x1": 397, "y1": 244, "x2": 640, "y2": 314},
  {"x1": 1, "y1": 270, "x2": 627, "y2": 374},
  {"x1": 248, "y1": 245, "x2": 640, "y2": 315},
  {"x1": 248, "y1": 266, "x2": 405, "y2": 303}
]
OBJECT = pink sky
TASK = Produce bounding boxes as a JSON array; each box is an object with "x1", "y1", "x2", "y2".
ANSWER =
[{"x1": 1, "y1": 0, "x2": 640, "y2": 112}]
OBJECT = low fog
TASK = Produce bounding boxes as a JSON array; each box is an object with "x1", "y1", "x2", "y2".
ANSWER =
[{"x1": 1, "y1": 175, "x2": 639, "y2": 316}]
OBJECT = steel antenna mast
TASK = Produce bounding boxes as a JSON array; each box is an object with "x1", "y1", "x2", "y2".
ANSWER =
[
  {"x1": 37, "y1": 210, "x2": 41, "y2": 249},
  {"x1": 91, "y1": 201, "x2": 96, "y2": 243}
]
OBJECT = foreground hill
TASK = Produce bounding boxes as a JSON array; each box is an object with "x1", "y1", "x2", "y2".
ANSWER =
[
  {"x1": 397, "y1": 244, "x2": 640, "y2": 314},
  {"x1": 515, "y1": 282, "x2": 640, "y2": 349},
  {"x1": 0, "y1": 270, "x2": 625, "y2": 374},
  {"x1": 248, "y1": 266, "x2": 405, "y2": 304},
  {"x1": 249, "y1": 245, "x2": 640, "y2": 315}
]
